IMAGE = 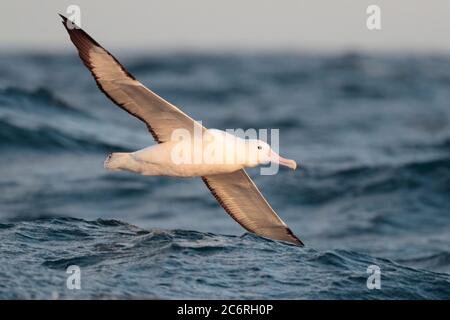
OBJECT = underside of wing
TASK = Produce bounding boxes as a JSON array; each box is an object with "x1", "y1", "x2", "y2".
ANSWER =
[
  {"x1": 202, "y1": 170, "x2": 303, "y2": 246},
  {"x1": 60, "y1": 15, "x2": 203, "y2": 143}
]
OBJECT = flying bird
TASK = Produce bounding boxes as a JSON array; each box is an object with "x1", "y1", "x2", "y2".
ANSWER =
[{"x1": 60, "y1": 15, "x2": 303, "y2": 246}]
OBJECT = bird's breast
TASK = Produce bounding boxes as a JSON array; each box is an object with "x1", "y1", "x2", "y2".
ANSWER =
[{"x1": 132, "y1": 141, "x2": 244, "y2": 177}]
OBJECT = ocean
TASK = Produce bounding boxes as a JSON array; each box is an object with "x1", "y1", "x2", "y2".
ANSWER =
[{"x1": 0, "y1": 52, "x2": 449, "y2": 299}]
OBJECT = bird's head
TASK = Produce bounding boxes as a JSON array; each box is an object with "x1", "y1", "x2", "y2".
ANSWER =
[{"x1": 246, "y1": 139, "x2": 297, "y2": 170}]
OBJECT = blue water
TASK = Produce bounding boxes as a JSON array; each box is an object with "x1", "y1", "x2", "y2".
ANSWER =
[{"x1": 0, "y1": 52, "x2": 449, "y2": 299}]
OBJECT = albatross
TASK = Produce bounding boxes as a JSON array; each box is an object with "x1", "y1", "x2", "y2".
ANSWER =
[{"x1": 60, "y1": 15, "x2": 303, "y2": 246}]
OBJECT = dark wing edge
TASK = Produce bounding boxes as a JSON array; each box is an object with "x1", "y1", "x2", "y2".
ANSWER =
[
  {"x1": 59, "y1": 14, "x2": 161, "y2": 142},
  {"x1": 202, "y1": 170, "x2": 304, "y2": 246}
]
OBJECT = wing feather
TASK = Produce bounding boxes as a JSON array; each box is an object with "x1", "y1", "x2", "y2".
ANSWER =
[
  {"x1": 60, "y1": 14, "x2": 202, "y2": 143},
  {"x1": 203, "y1": 170, "x2": 303, "y2": 245}
]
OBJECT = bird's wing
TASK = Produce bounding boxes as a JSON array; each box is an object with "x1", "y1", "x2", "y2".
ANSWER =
[
  {"x1": 202, "y1": 169, "x2": 303, "y2": 245},
  {"x1": 61, "y1": 15, "x2": 302, "y2": 245},
  {"x1": 60, "y1": 15, "x2": 203, "y2": 143}
]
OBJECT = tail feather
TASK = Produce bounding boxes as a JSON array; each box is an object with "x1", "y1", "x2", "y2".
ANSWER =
[{"x1": 104, "y1": 153, "x2": 130, "y2": 171}]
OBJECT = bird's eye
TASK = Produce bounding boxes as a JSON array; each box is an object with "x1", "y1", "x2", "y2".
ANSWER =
[{"x1": 257, "y1": 146, "x2": 262, "y2": 150}]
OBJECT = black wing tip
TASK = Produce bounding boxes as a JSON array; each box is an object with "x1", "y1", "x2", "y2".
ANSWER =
[
  {"x1": 59, "y1": 14, "x2": 66, "y2": 28},
  {"x1": 59, "y1": 13, "x2": 102, "y2": 51},
  {"x1": 59, "y1": 13, "x2": 85, "y2": 36},
  {"x1": 286, "y1": 228, "x2": 304, "y2": 246},
  {"x1": 59, "y1": 14, "x2": 70, "y2": 29}
]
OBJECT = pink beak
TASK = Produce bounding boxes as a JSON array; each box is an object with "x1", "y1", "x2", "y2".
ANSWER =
[{"x1": 270, "y1": 151, "x2": 297, "y2": 170}]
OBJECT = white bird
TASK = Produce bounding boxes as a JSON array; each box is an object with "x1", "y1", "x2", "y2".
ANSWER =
[{"x1": 60, "y1": 15, "x2": 303, "y2": 246}]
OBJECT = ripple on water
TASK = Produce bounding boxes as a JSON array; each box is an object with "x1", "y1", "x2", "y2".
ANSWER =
[{"x1": 0, "y1": 218, "x2": 448, "y2": 299}]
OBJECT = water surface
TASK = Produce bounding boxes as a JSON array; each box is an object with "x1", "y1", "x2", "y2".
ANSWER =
[{"x1": 0, "y1": 52, "x2": 449, "y2": 299}]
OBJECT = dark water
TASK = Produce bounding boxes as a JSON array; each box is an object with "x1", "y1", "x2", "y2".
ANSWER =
[{"x1": 0, "y1": 52, "x2": 449, "y2": 299}]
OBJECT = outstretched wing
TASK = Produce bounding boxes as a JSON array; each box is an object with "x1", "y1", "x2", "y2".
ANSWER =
[
  {"x1": 203, "y1": 170, "x2": 303, "y2": 245},
  {"x1": 60, "y1": 14, "x2": 203, "y2": 143},
  {"x1": 61, "y1": 15, "x2": 302, "y2": 246}
]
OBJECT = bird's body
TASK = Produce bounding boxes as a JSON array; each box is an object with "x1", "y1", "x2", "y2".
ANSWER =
[
  {"x1": 105, "y1": 129, "x2": 247, "y2": 177},
  {"x1": 60, "y1": 15, "x2": 304, "y2": 246}
]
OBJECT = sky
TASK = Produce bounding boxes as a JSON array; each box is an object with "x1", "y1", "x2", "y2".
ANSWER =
[{"x1": 1, "y1": 0, "x2": 450, "y2": 53}]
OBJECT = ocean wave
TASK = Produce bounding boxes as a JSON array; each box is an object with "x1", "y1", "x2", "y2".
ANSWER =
[
  {"x1": 398, "y1": 252, "x2": 450, "y2": 274},
  {"x1": 0, "y1": 86, "x2": 83, "y2": 114},
  {"x1": 0, "y1": 86, "x2": 116, "y2": 150},
  {"x1": 276, "y1": 156, "x2": 450, "y2": 206},
  {"x1": 0, "y1": 217, "x2": 448, "y2": 299},
  {"x1": 0, "y1": 118, "x2": 123, "y2": 151}
]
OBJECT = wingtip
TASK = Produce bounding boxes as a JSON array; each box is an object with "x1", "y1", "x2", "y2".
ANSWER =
[
  {"x1": 58, "y1": 14, "x2": 81, "y2": 31},
  {"x1": 291, "y1": 237, "x2": 304, "y2": 247},
  {"x1": 286, "y1": 228, "x2": 304, "y2": 246},
  {"x1": 59, "y1": 14, "x2": 70, "y2": 31}
]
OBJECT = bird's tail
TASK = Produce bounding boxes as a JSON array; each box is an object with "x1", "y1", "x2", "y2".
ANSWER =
[{"x1": 104, "y1": 152, "x2": 131, "y2": 171}]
